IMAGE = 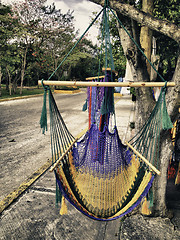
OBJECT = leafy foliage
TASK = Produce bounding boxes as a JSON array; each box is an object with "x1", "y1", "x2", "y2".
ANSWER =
[
  {"x1": 0, "y1": 0, "x2": 98, "y2": 95},
  {"x1": 0, "y1": 0, "x2": 179, "y2": 96},
  {"x1": 154, "y1": 0, "x2": 180, "y2": 24},
  {"x1": 153, "y1": 0, "x2": 179, "y2": 78}
]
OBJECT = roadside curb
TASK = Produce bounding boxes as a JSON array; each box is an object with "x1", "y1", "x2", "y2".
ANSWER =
[
  {"x1": 54, "y1": 89, "x2": 81, "y2": 94},
  {"x1": 0, "y1": 159, "x2": 52, "y2": 214},
  {"x1": 0, "y1": 89, "x2": 82, "y2": 102},
  {"x1": 114, "y1": 93, "x2": 123, "y2": 97},
  {"x1": 0, "y1": 90, "x2": 122, "y2": 102},
  {"x1": 0, "y1": 93, "x2": 44, "y2": 102}
]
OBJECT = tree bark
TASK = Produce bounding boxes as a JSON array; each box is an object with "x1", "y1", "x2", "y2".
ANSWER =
[
  {"x1": 166, "y1": 55, "x2": 180, "y2": 121},
  {"x1": 116, "y1": 12, "x2": 154, "y2": 129},
  {"x1": 153, "y1": 131, "x2": 173, "y2": 216},
  {"x1": 20, "y1": 46, "x2": 28, "y2": 95},
  {"x1": 140, "y1": 0, "x2": 153, "y2": 75},
  {"x1": 0, "y1": 66, "x2": 2, "y2": 97},
  {"x1": 6, "y1": 66, "x2": 12, "y2": 96}
]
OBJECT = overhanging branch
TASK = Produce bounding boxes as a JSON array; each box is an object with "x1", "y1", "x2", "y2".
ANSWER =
[{"x1": 89, "y1": 0, "x2": 180, "y2": 43}]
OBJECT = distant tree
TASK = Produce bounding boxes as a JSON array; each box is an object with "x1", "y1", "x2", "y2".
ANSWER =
[
  {"x1": 0, "y1": 3, "x2": 19, "y2": 95},
  {"x1": 8, "y1": 0, "x2": 79, "y2": 92},
  {"x1": 34, "y1": 3, "x2": 77, "y2": 81},
  {"x1": 10, "y1": 0, "x2": 50, "y2": 94},
  {"x1": 65, "y1": 37, "x2": 99, "y2": 80}
]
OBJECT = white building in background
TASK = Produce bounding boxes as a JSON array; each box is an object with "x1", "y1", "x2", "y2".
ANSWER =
[{"x1": 121, "y1": 61, "x2": 133, "y2": 95}]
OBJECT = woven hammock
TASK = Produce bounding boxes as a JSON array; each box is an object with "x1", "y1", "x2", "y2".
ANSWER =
[
  {"x1": 40, "y1": 70, "x2": 173, "y2": 221},
  {"x1": 39, "y1": 0, "x2": 173, "y2": 221}
]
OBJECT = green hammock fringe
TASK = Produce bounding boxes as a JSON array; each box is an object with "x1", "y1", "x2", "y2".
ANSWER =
[
  {"x1": 56, "y1": 180, "x2": 62, "y2": 207},
  {"x1": 101, "y1": 86, "x2": 115, "y2": 115},
  {"x1": 40, "y1": 83, "x2": 49, "y2": 134},
  {"x1": 82, "y1": 99, "x2": 88, "y2": 112}
]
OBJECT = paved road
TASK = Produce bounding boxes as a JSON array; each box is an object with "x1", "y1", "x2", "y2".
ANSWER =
[{"x1": 0, "y1": 91, "x2": 88, "y2": 202}]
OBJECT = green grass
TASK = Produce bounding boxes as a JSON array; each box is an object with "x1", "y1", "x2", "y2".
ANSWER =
[
  {"x1": 0, "y1": 86, "x2": 45, "y2": 100},
  {"x1": 0, "y1": 85, "x2": 81, "y2": 100}
]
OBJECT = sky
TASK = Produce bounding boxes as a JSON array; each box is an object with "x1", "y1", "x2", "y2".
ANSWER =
[
  {"x1": 47, "y1": 0, "x2": 102, "y2": 43},
  {"x1": 2, "y1": 0, "x2": 102, "y2": 44}
]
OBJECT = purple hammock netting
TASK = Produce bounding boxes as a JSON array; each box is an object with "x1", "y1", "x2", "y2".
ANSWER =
[
  {"x1": 74, "y1": 72, "x2": 131, "y2": 177},
  {"x1": 72, "y1": 124, "x2": 132, "y2": 177}
]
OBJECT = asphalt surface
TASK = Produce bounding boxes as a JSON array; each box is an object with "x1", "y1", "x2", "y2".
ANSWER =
[
  {"x1": 0, "y1": 91, "x2": 89, "y2": 202},
  {"x1": 0, "y1": 91, "x2": 179, "y2": 240}
]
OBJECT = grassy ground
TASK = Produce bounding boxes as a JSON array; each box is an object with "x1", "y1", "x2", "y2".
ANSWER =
[
  {"x1": 0, "y1": 85, "x2": 81, "y2": 100},
  {"x1": 0, "y1": 86, "x2": 44, "y2": 100}
]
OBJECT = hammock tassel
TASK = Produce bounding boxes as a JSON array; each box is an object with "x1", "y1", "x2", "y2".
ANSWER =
[
  {"x1": 82, "y1": 99, "x2": 88, "y2": 111},
  {"x1": 40, "y1": 84, "x2": 49, "y2": 134},
  {"x1": 60, "y1": 196, "x2": 68, "y2": 215},
  {"x1": 141, "y1": 197, "x2": 151, "y2": 215},
  {"x1": 55, "y1": 180, "x2": 62, "y2": 207}
]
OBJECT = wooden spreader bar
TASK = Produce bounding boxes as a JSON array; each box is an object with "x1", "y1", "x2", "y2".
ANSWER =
[
  {"x1": 85, "y1": 75, "x2": 105, "y2": 80},
  {"x1": 125, "y1": 141, "x2": 161, "y2": 175},
  {"x1": 38, "y1": 80, "x2": 175, "y2": 88}
]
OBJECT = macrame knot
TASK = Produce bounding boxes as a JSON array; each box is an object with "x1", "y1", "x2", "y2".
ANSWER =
[
  {"x1": 41, "y1": 79, "x2": 50, "y2": 92},
  {"x1": 162, "y1": 81, "x2": 168, "y2": 94}
]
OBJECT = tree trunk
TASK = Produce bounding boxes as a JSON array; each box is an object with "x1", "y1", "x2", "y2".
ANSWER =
[
  {"x1": 153, "y1": 131, "x2": 173, "y2": 216},
  {"x1": 117, "y1": 15, "x2": 170, "y2": 216},
  {"x1": 116, "y1": 12, "x2": 154, "y2": 129},
  {"x1": 140, "y1": 0, "x2": 153, "y2": 75},
  {"x1": 6, "y1": 66, "x2": 12, "y2": 96},
  {"x1": 0, "y1": 66, "x2": 2, "y2": 97},
  {"x1": 20, "y1": 46, "x2": 28, "y2": 95},
  {"x1": 166, "y1": 55, "x2": 180, "y2": 121},
  {"x1": 12, "y1": 70, "x2": 18, "y2": 94},
  {"x1": 90, "y1": 0, "x2": 180, "y2": 116}
]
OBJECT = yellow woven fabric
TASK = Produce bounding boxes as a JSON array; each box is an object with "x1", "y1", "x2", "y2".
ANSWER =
[{"x1": 56, "y1": 152, "x2": 153, "y2": 220}]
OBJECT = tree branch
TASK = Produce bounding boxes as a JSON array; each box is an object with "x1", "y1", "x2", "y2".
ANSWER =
[{"x1": 89, "y1": 0, "x2": 180, "y2": 43}]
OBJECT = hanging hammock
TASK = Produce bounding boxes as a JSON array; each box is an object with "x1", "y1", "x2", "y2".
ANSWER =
[
  {"x1": 40, "y1": 74, "x2": 172, "y2": 221},
  {"x1": 39, "y1": 1, "x2": 173, "y2": 221}
]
